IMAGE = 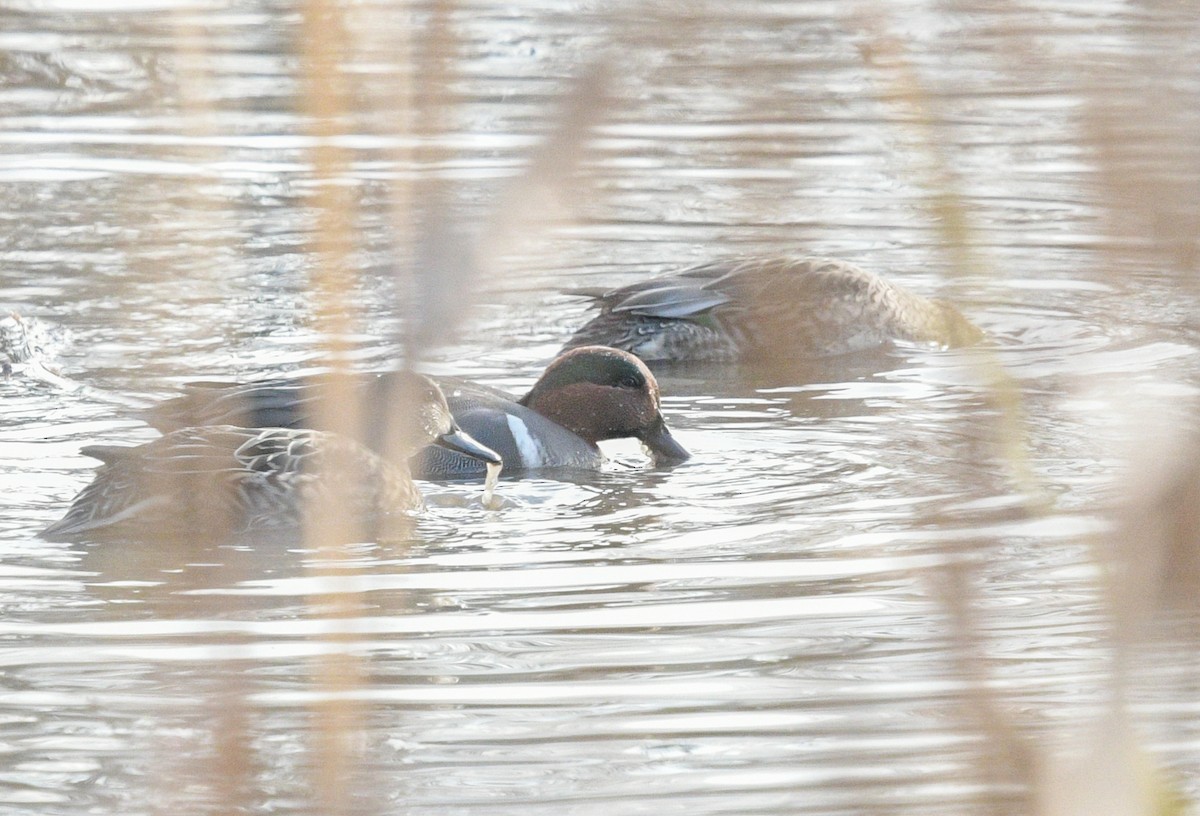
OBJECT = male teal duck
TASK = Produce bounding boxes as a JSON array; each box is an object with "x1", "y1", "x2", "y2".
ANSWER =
[
  {"x1": 43, "y1": 373, "x2": 501, "y2": 541},
  {"x1": 145, "y1": 346, "x2": 690, "y2": 479},
  {"x1": 562, "y1": 256, "x2": 983, "y2": 362}
]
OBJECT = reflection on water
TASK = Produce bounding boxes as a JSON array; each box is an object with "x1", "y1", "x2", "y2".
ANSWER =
[{"x1": 3, "y1": 2, "x2": 1200, "y2": 814}]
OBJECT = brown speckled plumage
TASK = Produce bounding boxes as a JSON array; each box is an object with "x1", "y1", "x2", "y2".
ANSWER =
[
  {"x1": 563, "y1": 257, "x2": 982, "y2": 362},
  {"x1": 45, "y1": 373, "x2": 499, "y2": 542},
  {"x1": 42, "y1": 426, "x2": 422, "y2": 542}
]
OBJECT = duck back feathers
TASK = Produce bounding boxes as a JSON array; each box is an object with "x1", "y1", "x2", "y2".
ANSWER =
[{"x1": 563, "y1": 257, "x2": 982, "y2": 362}]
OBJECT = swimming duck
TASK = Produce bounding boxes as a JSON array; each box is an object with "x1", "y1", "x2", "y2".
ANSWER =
[
  {"x1": 144, "y1": 346, "x2": 690, "y2": 479},
  {"x1": 562, "y1": 256, "x2": 983, "y2": 362},
  {"x1": 43, "y1": 373, "x2": 501, "y2": 541}
]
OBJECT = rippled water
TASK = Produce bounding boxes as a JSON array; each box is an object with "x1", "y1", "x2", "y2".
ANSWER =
[{"x1": 3, "y1": 2, "x2": 1200, "y2": 814}]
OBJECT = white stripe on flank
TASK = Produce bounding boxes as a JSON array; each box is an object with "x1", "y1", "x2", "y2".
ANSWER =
[{"x1": 505, "y1": 415, "x2": 543, "y2": 467}]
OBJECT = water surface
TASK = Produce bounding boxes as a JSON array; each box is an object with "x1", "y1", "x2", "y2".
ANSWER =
[{"x1": 2, "y1": 2, "x2": 1200, "y2": 814}]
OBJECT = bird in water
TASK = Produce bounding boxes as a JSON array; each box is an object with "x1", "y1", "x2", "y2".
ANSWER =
[
  {"x1": 145, "y1": 346, "x2": 689, "y2": 479},
  {"x1": 43, "y1": 372, "x2": 500, "y2": 542},
  {"x1": 561, "y1": 256, "x2": 983, "y2": 363}
]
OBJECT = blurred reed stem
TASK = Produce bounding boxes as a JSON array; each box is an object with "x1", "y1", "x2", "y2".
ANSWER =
[
  {"x1": 153, "y1": 15, "x2": 265, "y2": 814},
  {"x1": 299, "y1": 1, "x2": 368, "y2": 813},
  {"x1": 855, "y1": 8, "x2": 1045, "y2": 810},
  {"x1": 857, "y1": 7, "x2": 1196, "y2": 814},
  {"x1": 855, "y1": 12, "x2": 1046, "y2": 512}
]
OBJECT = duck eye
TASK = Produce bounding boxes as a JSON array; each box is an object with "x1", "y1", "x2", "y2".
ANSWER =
[{"x1": 617, "y1": 375, "x2": 641, "y2": 389}]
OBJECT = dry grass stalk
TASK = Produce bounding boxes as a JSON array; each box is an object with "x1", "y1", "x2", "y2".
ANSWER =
[
  {"x1": 298, "y1": 1, "x2": 370, "y2": 813},
  {"x1": 852, "y1": 7, "x2": 1060, "y2": 810},
  {"x1": 853, "y1": 8, "x2": 1044, "y2": 510}
]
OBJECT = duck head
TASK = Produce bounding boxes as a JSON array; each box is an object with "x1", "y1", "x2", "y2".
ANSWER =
[
  {"x1": 520, "y1": 346, "x2": 690, "y2": 464},
  {"x1": 386, "y1": 371, "x2": 503, "y2": 467}
]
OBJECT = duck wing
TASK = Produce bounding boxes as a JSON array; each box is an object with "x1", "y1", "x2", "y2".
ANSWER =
[
  {"x1": 146, "y1": 373, "x2": 406, "y2": 433},
  {"x1": 608, "y1": 283, "x2": 731, "y2": 319},
  {"x1": 147, "y1": 379, "x2": 326, "y2": 431},
  {"x1": 587, "y1": 261, "x2": 733, "y2": 320}
]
